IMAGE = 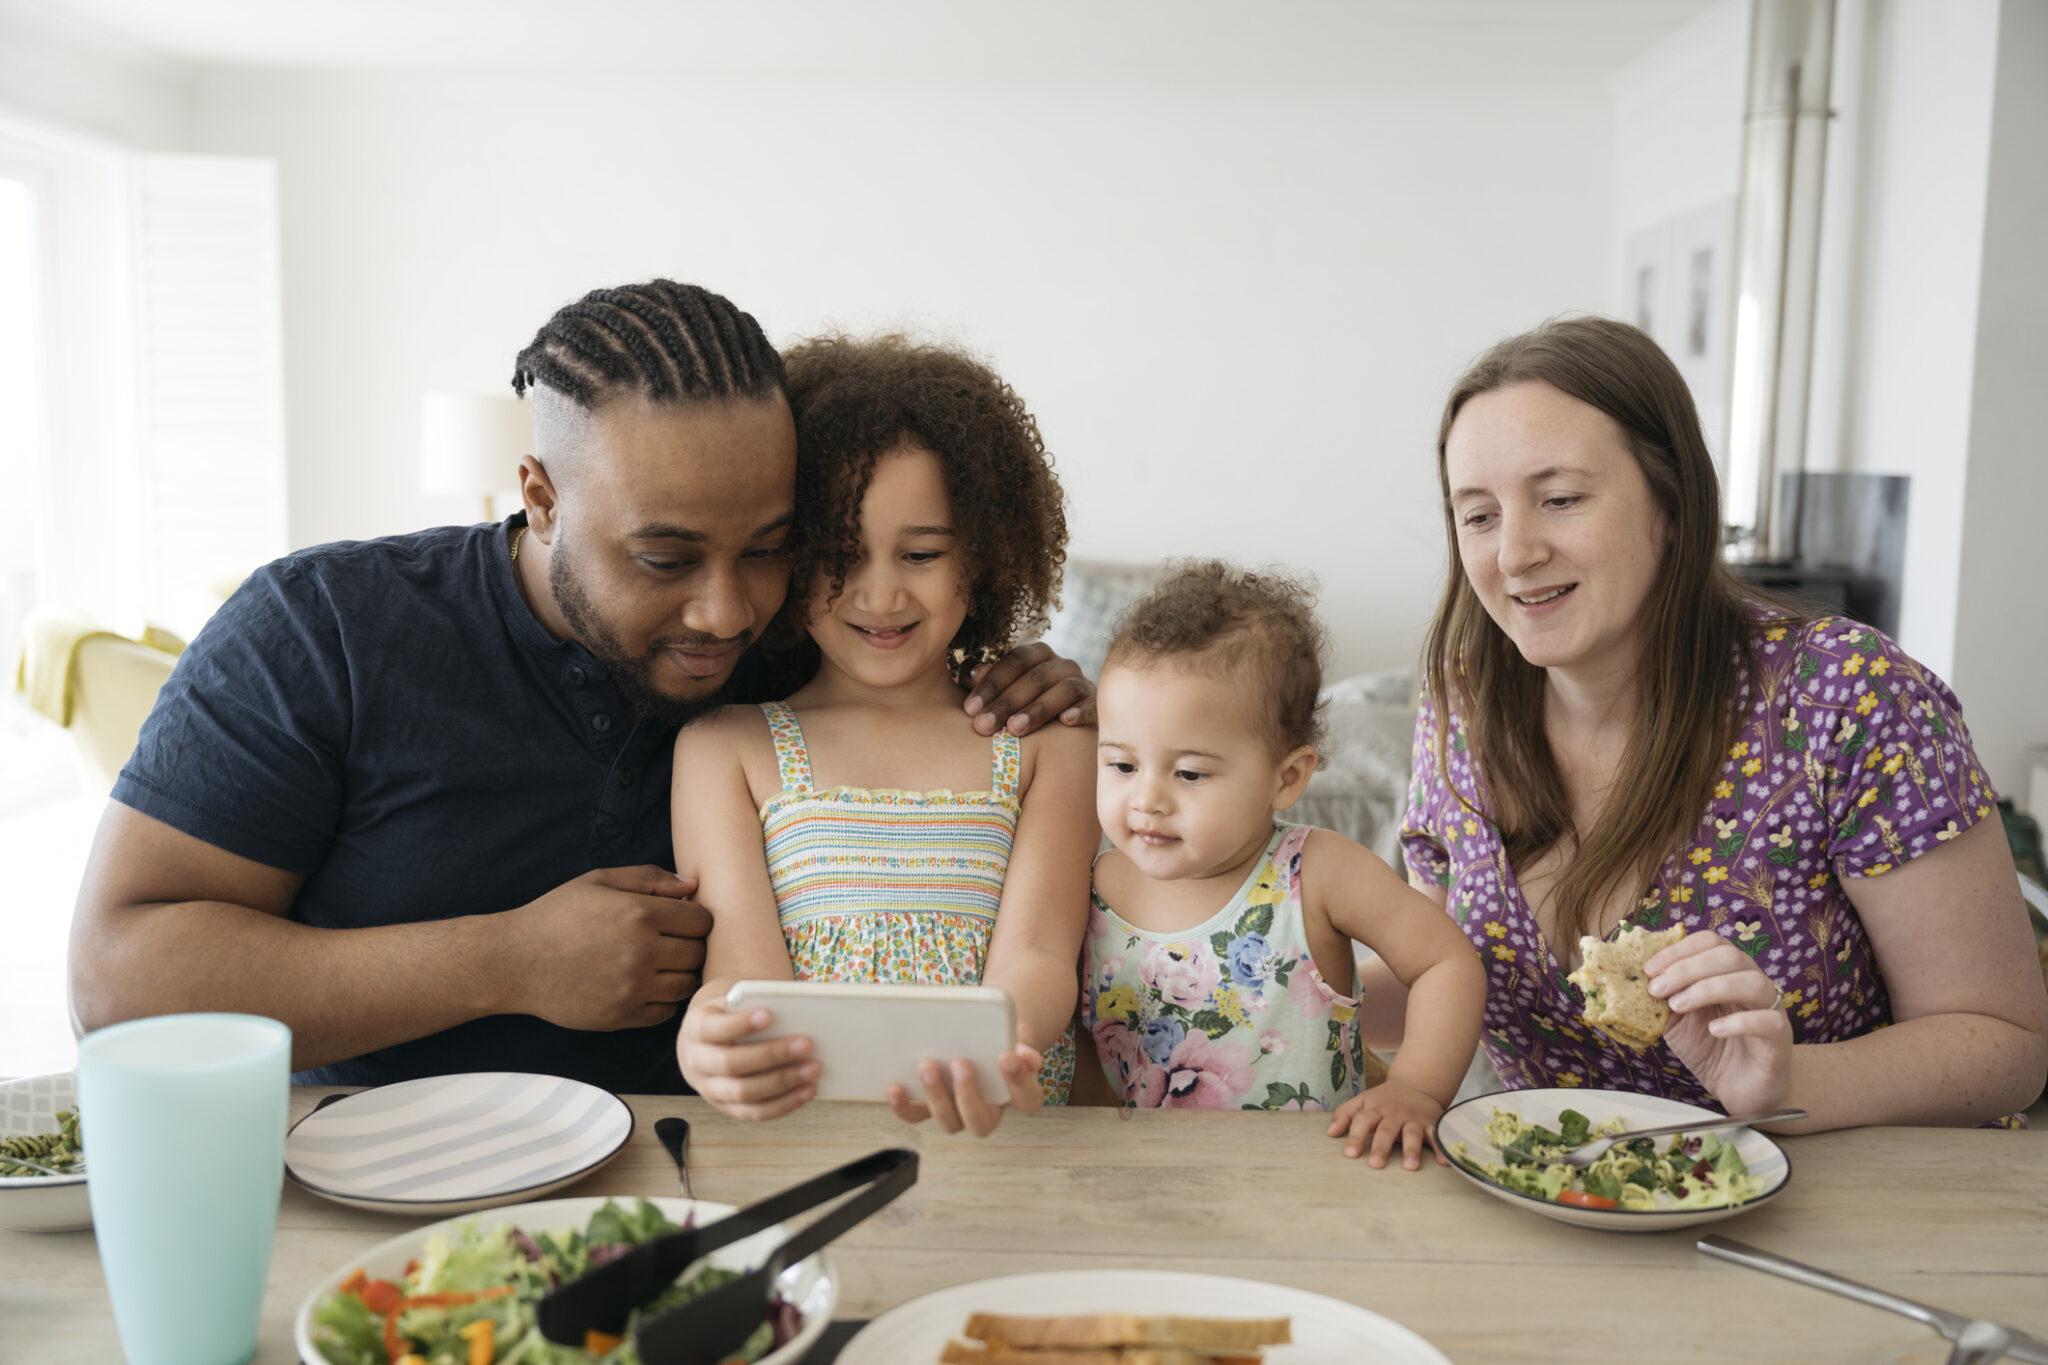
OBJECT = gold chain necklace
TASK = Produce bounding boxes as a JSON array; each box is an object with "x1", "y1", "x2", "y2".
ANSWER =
[{"x1": 510, "y1": 527, "x2": 527, "y2": 561}]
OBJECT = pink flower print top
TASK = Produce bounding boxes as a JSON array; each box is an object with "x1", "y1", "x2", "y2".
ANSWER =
[
  {"x1": 1082, "y1": 823, "x2": 1367, "y2": 1111},
  {"x1": 1401, "y1": 617, "x2": 2010, "y2": 1119}
]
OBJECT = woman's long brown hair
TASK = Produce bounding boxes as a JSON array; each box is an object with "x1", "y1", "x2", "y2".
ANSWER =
[{"x1": 1423, "y1": 316, "x2": 1791, "y2": 946}]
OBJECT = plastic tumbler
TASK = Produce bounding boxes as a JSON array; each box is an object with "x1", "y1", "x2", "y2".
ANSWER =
[{"x1": 77, "y1": 1013, "x2": 292, "y2": 1365}]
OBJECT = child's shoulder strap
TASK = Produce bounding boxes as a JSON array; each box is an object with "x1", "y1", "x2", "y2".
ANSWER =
[
  {"x1": 989, "y1": 728, "x2": 1023, "y2": 801},
  {"x1": 758, "y1": 702, "x2": 814, "y2": 794}
]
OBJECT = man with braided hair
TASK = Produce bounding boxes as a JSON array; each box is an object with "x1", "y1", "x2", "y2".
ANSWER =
[{"x1": 69, "y1": 280, "x2": 1093, "y2": 1091}]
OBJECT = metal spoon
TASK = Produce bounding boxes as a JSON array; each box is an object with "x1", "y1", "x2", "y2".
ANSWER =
[
  {"x1": 1560, "y1": 1107, "x2": 1807, "y2": 1166},
  {"x1": 653, "y1": 1116, "x2": 692, "y2": 1198}
]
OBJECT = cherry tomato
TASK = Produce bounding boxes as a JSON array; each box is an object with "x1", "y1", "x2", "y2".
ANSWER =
[{"x1": 1557, "y1": 1190, "x2": 1619, "y2": 1210}]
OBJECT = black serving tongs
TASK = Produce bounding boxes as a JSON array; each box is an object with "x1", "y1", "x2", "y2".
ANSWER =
[{"x1": 536, "y1": 1147, "x2": 916, "y2": 1363}]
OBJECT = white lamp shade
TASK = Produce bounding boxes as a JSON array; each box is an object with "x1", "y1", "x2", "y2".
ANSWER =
[{"x1": 419, "y1": 391, "x2": 530, "y2": 498}]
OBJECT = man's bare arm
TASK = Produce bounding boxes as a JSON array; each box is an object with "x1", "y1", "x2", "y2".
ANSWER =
[{"x1": 69, "y1": 802, "x2": 708, "y2": 1072}]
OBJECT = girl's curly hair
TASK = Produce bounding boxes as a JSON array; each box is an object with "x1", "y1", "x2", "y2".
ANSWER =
[{"x1": 780, "y1": 334, "x2": 1068, "y2": 677}]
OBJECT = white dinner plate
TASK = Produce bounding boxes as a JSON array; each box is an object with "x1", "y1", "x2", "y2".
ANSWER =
[
  {"x1": 839, "y1": 1269, "x2": 1448, "y2": 1365},
  {"x1": 286, "y1": 1072, "x2": 633, "y2": 1214},
  {"x1": 1435, "y1": 1087, "x2": 1791, "y2": 1232},
  {"x1": 293, "y1": 1194, "x2": 835, "y2": 1365}
]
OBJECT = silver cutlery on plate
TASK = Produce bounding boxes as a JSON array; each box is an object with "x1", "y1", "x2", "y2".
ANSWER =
[
  {"x1": 1559, "y1": 1107, "x2": 1807, "y2": 1166},
  {"x1": 1698, "y1": 1236, "x2": 2048, "y2": 1364}
]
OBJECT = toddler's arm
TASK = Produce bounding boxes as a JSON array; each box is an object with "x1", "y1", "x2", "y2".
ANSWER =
[{"x1": 1305, "y1": 830, "x2": 1485, "y2": 1167}]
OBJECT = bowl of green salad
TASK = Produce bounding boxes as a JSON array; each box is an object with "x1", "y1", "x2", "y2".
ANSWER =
[
  {"x1": 0, "y1": 1072, "x2": 90, "y2": 1232},
  {"x1": 1435, "y1": 1087, "x2": 1791, "y2": 1232},
  {"x1": 295, "y1": 1194, "x2": 835, "y2": 1364}
]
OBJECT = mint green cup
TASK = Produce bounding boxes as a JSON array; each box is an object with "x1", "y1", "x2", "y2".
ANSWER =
[{"x1": 77, "y1": 1013, "x2": 291, "y2": 1365}]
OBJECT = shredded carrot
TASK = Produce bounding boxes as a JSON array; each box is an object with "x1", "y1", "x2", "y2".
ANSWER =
[
  {"x1": 339, "y1": 1268, "x2": 368, "y2": 1297},
  {"x1": 585, "y1": 1329, "x2": 623, "y2": 1354},
  {"x1": 458, "y1": 1318, "x2": 494, "y2": 1365},
  {"x1": 399, "y1": 1285, "x2": 515, "y2": 1310},
  {"x1": 382, "y1": 1303, "x2": 408, "y2": 1363}
]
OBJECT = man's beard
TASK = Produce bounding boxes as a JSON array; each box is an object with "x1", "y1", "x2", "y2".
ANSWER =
[{"x1": 549, "y1": 544, "x2": 751, "y2": 731}]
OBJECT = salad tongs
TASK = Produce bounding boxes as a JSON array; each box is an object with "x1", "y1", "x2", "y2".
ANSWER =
[{"x1": 537, "y1": 1147, "x2": 917, "y2": 1362}]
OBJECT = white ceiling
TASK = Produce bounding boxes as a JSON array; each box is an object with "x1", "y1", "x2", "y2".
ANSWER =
[{"x1": 20, "y1": 0, "x2": 1717, "y2": 82}]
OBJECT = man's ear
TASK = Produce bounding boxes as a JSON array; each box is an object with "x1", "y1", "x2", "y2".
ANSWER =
[
  {"x1": 1272, "y1": 744, "x2": 1319, "y2": 812},
  {"x1": 519, "y1": 456, "x2": 560, "y2": 542}
]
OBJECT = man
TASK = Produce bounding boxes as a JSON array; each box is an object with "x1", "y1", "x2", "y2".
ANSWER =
[{"x1": 68, "y1": 280, "x2": 1093, "y2": 1091}]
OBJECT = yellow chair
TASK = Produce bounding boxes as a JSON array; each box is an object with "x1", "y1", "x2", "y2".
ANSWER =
[
  {"x1": 65, "y1": 633, "x2": 181, "y2": 791},
  {"x1": 14, "y1": 607, "x2": 185, "y2": 793}
]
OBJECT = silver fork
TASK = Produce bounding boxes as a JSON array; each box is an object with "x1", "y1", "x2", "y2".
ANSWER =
[
  {"x1": 0, "y1": 1155, "x2": 83, "y2": 1178},
  {"x1": 1559, "y1": 1107, "x2": 1807, "y2": 1166},
  {"x1": 1699, "y1": 1237, "x2": 2048, "y2": 1364}
]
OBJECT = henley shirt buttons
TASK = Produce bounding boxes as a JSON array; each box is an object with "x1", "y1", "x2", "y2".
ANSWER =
[
  {"x1": 590, "y1": 713, "x2": 613, "y2": 733},
  {"x1": 565, "y1": 666, "x2": 586, "y2": 686}
]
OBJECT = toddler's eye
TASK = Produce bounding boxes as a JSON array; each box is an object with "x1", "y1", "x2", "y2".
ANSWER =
[
  {"x1": 1175, "y1": 769, "x2": 1208, "y2": 783},
  {"x1": 1105, "y1": 761, "x2": 1136, "y2": 775}
]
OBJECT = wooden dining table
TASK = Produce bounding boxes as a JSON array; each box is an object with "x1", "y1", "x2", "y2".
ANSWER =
[{"x1": 7, "y1": 1087, "x2": 2047, "y2": 1362}]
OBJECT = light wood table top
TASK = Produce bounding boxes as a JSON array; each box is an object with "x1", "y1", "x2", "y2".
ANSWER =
[{"x1": 7, "y1": 1088, "x2": 2046, "y2": 1362}]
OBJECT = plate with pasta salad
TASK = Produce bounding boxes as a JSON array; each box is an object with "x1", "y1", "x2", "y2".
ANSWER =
[
  {"x1": 0, "y1": 1071, "x2": 91, "y2": 1232},
  {"x1": 1435, "y1": 1087, "x2": 1791, "y2": 1232}
]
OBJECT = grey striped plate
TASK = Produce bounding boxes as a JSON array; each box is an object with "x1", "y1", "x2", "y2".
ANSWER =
[{"x1": 285, "y1": 1073, "x2": 634, "y2": 1215}]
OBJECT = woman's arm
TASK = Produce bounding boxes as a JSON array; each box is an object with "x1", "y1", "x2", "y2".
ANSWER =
[
  {"x1": 671, "y1": 711, "x2": 818, "y2": 1119},
  {"x1": 1654, "y1": 816, "x2": 2048, "y2": 1130}
]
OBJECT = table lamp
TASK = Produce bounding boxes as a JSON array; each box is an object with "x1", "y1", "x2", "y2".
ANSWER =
[{"x1": 419, "y1": 391, "x2": 530, "y2": 522}]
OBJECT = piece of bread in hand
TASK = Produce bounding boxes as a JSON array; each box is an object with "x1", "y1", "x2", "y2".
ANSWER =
[
  {"x1": 963, "y1": 1313, "x2": 1291, "y2": 1351},
  {"x1": 1566, "y1": 923, "x2": 1686, "y2": 1051}
]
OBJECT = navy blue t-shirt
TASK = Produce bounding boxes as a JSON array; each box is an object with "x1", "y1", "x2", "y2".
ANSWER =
[{"x1": 113, "y1": 516, "x2": 763, "y2": 1092}]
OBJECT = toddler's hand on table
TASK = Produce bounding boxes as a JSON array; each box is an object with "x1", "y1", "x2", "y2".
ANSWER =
[
  {"x1": 676, "y1": 998, "x2": 820, "y2": 1122},
  {"x1": 886, "y1": 1044, "x2": 1045, "y2": 1137},
  {"x1": 1328, "y1": 1077, "x2": 1447, "y2": 1170}
]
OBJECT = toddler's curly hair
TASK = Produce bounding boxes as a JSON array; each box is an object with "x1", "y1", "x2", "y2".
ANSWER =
[
  {"x1": 1105, "y1": 560, "x2": 1328, "y2": 756},
  {"x1": 781, "y1": 333, "x2": 1067, "y2": 674}
]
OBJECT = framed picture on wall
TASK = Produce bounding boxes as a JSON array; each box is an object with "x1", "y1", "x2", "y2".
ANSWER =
[
  {"x1": 1625, "y1": 221, "x2": 1672, "y2": 342},
  {"x1": 1622, "y1": 198, "x2": 1736, "y2": 462}
]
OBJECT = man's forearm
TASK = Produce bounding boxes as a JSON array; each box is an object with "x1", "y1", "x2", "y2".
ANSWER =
[{"x1": 71, "y1": 900, "x2": 518, "y2": 1071}]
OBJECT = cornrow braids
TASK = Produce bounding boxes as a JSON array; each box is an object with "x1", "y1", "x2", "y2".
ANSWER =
[{"x1": 510, "y1": 279, "x2": 785, "y2": 407}]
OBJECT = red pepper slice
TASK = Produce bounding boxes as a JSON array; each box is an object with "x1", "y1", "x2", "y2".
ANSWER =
[{"x1": 359, "y1": 1280, "x2": 405, "y2": 1317}]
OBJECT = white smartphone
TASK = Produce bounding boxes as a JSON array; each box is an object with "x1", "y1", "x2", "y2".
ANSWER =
[{"x1": 722, "y1": 980, "x2": 1016, "y2": 1102}]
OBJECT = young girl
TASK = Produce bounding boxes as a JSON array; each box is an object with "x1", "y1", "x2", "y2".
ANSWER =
[
  {"x1": 674, "y1": 334, "x2": 1098, "y2": 1135},
  {"x1": 1083, "y1": 562, "x2": 1486, "y2": 1169}
]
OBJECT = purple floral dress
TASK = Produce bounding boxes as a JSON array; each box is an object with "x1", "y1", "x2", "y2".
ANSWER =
[{"x1": 1401, "y1": 617, "x2": 2012, "y2": 1121}]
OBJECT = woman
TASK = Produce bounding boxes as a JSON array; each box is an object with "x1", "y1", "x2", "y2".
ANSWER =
[{"x1": 1373, "y1": 316, "x2": 2047, "y2": 1131}]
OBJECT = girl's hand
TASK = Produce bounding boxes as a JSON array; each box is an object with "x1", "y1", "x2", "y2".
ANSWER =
[
  {"x1": 885, "y1": 1044, "x2": 1045, "y2": 1136},
  {"x1": 676, "y1": 999, "x2": 820, "y2": 1121},
  {"x1": 1327, "y1": 1077, "x2": 1448, "y2": 1169},
  {"x1": 1647, "y1": 930, "x2": 1793, "y2": 1115}
]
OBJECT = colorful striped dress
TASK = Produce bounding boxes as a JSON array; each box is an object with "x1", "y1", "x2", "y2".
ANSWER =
[{"x1": 757, "y1": 701, "x2": 1074, "y2": 1102}]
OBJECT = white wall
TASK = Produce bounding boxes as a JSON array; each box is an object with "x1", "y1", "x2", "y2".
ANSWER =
[
  {"x1": 0, "y1": 0, "x2": 191, "y2": 147},
  {"x1": 1836, "y1": 0, "x2": 2001, "y2": 683},
  {"x1": 1949, "y1": 0, "x2": 2048, "y2": 801},
  {"x1": 185, "y1": 62, "x2": 1623, "y2": 677}
]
